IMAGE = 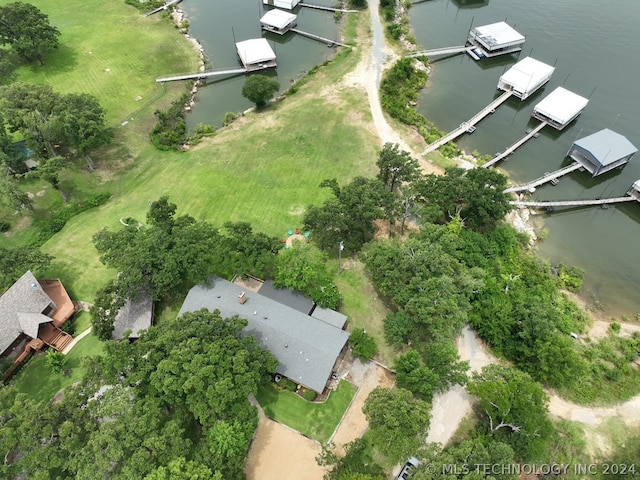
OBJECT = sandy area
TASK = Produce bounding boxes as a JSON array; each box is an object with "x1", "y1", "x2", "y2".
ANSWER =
[
  {"x1": 331, "y1": 357, "x2": 396, "y2": 455},
  {"x1": 245, "y1": 415, "x2": 327, "y2": 480}
]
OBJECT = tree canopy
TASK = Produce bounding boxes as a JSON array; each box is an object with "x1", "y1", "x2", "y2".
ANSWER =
[
  {"x1": 0, "y1": 2, "x2": 61, "y2": 65},
  {"x1": 241, "y1": 74, "x2": 280, "y2": 109},
  {"x1": 376, "y1": 142, "x2": 420, "y2": 192},
  {"x1": 0, "y1": 245, "x2": 52, "y2": 289}
]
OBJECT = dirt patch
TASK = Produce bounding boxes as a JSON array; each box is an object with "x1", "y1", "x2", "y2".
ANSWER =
[
  {"x1": 245, "y1": 416, "x2": 327, "y2": 480},
  {"x1": 330, "y1": 356, "x2": 395, "y2": 455}
]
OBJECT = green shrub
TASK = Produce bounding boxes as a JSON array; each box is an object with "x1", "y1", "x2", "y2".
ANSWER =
[
  {"x1": 302, "y1": 389, "x2": 317, "y2": 401},
  {"x1": 45, "y1": 350, "x2": 67, "y2": 374},
  {"x1": 610, "y1": 322, "x2": 622, "y2": 333},
  {"x1": 150, "y1": 94, "x2": 189, "y2": 151},
  {"x1": 349, "y1": 328, "x2": 377, "y2": 361},
  {"x1": 279, "y1": 377, "x2": 298, "y2": 392},
  {"x1": 0, "y1": 220, "x2": 10, "y2": 232}
]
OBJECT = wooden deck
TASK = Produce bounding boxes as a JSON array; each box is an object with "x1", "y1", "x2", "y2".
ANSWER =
[
  {"x1": 39, "y1": 323, "x2": 74, "y2": 352},
  {"x1": 40, "y1": 279, "x2": 75, "y2": 327}
]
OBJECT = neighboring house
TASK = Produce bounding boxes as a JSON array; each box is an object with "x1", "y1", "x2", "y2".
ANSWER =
[
  {"x1": 0, "y1": 271, "x2": 75, "y2": 381},
  {"x1": 111, "y1": 294, "x2": 154, "y2": 341},
  {"x1": 179, "y1": 276, "x2": 350, "y2": 393}
]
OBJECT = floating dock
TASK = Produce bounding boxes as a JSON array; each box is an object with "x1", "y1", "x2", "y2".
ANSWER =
[
  {"x1": 290, "y1": 28, "x2": 351, "y2": 48},
  {"x1": 482, "y1": 121, "x2": 547, "y2": 168},
  {"x1": 503, "y1": 162, "x2": 583, "y2": 194},
  {"x1": 510, "y1": 196, "x2": 637, "y2": 209},
  {"x1": 422, "y1": 91, "x2": 513, "y2": 155}
]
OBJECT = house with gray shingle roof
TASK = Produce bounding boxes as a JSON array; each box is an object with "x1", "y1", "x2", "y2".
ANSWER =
[
  {"x1": 1, "y1": 271, "x2": 75, "y2": 379},
  {"x1": 178, "y1": 276, "x2": 349, "y2": 393},
  {"x1": 111, "y1": 294, "x2": 154, "y2": 340}
]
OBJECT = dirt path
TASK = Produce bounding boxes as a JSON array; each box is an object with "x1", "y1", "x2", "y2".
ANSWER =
[
  {"x1": 245, "y1": 415, "x2": 327, "y2": 480},
  {"x1": 331, "y1": 358, "x2": 396, "y2": 455}
]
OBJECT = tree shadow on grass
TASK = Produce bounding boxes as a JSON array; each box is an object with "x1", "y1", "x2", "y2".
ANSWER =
[{"x1": 24, "y1": 44, "x2": 79, "y2": 76}]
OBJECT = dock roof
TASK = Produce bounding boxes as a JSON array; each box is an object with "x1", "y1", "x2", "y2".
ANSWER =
[
  {"x1": 236, "y1": 38, "x2": 276, "y2": 65},
  {"x1": 472, "y1": 22, "x2": 525, "y2": 48},
  {"x1": 260, "y1": 9, "x2": 297, "y2": 29},
  {"x1": 534, "y1": 87, "x2": 589, "y2": 126},
  {"x1": 178, "y1": 276, "x2": 349, "y2": 392},
  {"x1": 499, "y1": 57, "x2": 554, "y2": 94},
  {"x1": 572, "y1": 129, "x2": 638, "y2": 166}
]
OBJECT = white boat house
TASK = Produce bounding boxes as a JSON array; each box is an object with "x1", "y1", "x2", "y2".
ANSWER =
[
  {"x1": 236, "y1": 38, "x2": 277, "y2": 71},
  {"x1": 260, "y1": 9, "x2": 297, "y2": 35},
  {"x1": 532, "y1": 86, "x2": 589, "y2": 130},
  {"x1": 497, "y1": 56, "x2": 555, "y2": 100},
  {"x1": 567, "y1": 128, "x2": 638, "y2": 177},
  {"x1": 262, "y1": 0, "x2": 301, "y2": 10},
  {"x1": 467, "y1": 21, "x2": 525, "y2": 58}
]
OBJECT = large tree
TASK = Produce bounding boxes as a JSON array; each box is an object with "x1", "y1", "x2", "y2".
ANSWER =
[
  {"x1": 467, "y1": 365, "x2": 553, "y2": 461},
  {"x1": 0, "y1": 245, "x2": 52, "y2": 289},
  {"x1": 376, "y1": 142, "x2": 420, "y2": 192},
  {"x1": 241, "y1": 74, "x2": 280, "y2": 109},
  {"x1": 0, "y1": 2, "x2": 61, "y2": 65}
]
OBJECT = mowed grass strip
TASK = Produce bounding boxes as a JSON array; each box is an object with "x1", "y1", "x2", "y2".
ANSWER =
[
  {"x1": 256, "y1": 380, "x2": 358, "y2": 444},
  {"x1": 0, "y1": 0, "x2": 198, "y2": 124},
  {"x1": 10, "y1": 333, "x2": 105, "y2": 404},
  {"x1": 40, "y1": 57, "x2": 379, "y2": 301}
]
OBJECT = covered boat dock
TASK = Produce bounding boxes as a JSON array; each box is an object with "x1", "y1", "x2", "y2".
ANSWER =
[
  {"x1": 236, "y1": 38, "x2": 277, "y2": 71},
  {"x1": 467, "y1": 21, "x2": 525, "y2": 59},
  {"x1": 260, "y1": 9, "x2": 297, "y2": 35},
  {"x1": 567, "y1": 128, "x2": 638, "y2": 177},
  {"x1": 497, "y1": 56, "x2": 555, "y2": 100},
  {"x1": 532, "y1": 86, "x2": 589, "y2": 130}
]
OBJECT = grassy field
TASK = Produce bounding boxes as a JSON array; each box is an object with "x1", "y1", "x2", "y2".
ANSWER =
[
  {"x1": 0, "y1": 0, "x2": 198, "y2": 125},
  {"x1": 256, "y1": 380, "x2": 358, "y2": 444},
  {"x1": 10, "y1": 333, "x2": 105, "y2": 404}
]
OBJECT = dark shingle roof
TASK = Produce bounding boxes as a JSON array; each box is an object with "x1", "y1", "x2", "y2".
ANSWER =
[
  {"x1": 0, "y1": 271, "x2": 54, "y2": 355},
  {"x1": 257, "y1": 279, "x2": 315, "y2": 315},
  {"x1": 112, "y1": 294, "x2": 154, "y2": 340},
  {"x1": 178, "y1": 276, "x2": 349, "y2": 392},
  {"x1": 311, "y1": 306, "x2": 348, "y2": 329}
]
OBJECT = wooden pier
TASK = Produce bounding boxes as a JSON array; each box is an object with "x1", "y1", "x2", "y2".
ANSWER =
[
  {"x1": 422, "y1": 91, "x2": 513, "y2": 155},
  {"x1": 482, "y1": 121, "x2": 548, "y2": 168},
  {"x1": 406, "y1": 46, "x2": 471, "y2": 59},
  {"x1": 299, "y1": 2, "x2": 358, "y2": 13},
  {"x1": 290, "y1": 28, "x2": 351, "y2": 48},
  {"x1": 510, "y1": 196, "x2": 637, "y2": 209},
  {"x1": 156, "y1": 67, "x2": 248, "y2": 83},
  {"x1": 503, "y1": 162, "x2": 583, "y2": 194},
  {"x1": 143, "y1": 0, "x2": 182, "y2": 17}
]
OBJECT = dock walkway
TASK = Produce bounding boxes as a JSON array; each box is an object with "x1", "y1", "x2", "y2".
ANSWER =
[
  {"x1": 482, "y1": 121, "x2": 547, "y2": 168},
  {"x1": 143, "y1": 0, "x2": 182, "y2": 17},
  {"x1": 422, "y1": 91, "x2": 513, "y2": 155},
  {"x1": 299, "y1": 2, "x2": 358, "y2": 13},
  {"x1": 406, "y1": 45, "x2": 470, "y2": 59},
  {"x1": 290, "y1": 28, "x2": 351, "y2": 48},
  {"x1": 510, "y1": 196, "x2": 636, "y2": 209},
  {"x1": 156, "y1": 67, "x2": 248, "y2": 83},
  {"x1": 504, "y1": 162, "x2": 583, "y2": 194}
]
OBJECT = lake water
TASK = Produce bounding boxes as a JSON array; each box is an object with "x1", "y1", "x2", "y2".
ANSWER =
[
  {"x1": 408, "y1": 0, "x2": 640, "y2": 316},
  {"x1": 180, "y1": 0, "x2": 339, "y2": 128}
]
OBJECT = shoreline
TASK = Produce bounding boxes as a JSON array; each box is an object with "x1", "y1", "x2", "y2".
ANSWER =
[{"x1": 170, "y1": 7, "x2": 206, "y2": 111}]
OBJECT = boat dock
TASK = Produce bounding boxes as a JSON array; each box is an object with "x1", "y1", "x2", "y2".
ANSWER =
[
  {"x1": 143, "y1": 0, "x2": 182, "y2": 17},
  {"x1": 156, "y1": 67, "x2": 248, "y2": 83},
  {"x1": 406, "y1": 45, "x2": 471, "y2": 59},
  {"x1": 510, "y1": 196, "x2": 637, "y2": 209},
  {"x1": 290, "y1": 28, "x2": 351, "y2": 48},
  {"x1": 503, "y1": 162, "x2": 583, "y2": 194},
  {"x1": 298, "y1": 2, "x2": 358, "y2": 13},
  {"x1": 422, "y1": 91, "x2": 513, "y2": 155},
  {"x1": 482, "y1": 121, "x2": 548, "y2": 168}
]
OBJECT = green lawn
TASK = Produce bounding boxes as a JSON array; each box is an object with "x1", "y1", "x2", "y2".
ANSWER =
[
  {"x1": 0, "y1": 0, "x2": 198, "y2": 125},
  {"x1": 10, "y1": 333, "x2": 105, "y2": 404},
  {"x1": 335, "y1": 260, "x2": 395, "y2": 366},
  {"x1": 256, "y1": 380, "x2": 358, "y2": 444}
]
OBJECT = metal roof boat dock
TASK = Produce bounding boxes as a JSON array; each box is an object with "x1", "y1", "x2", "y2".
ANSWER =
[
  {"x1": 467, "y1": 21, "x2": 525, "y2": 58},
  {"x1": 567, "y1": 128, "x2": 638, "y2": 176},
  {"x1": 497, "y1": 56, "x2": 555, "y2": 100},
  {"x1": 260, "y1": 9, "x2": 297, "y2": 35},
  {"x1": 532, "y1": 86, "x2": 589, "y2": 130},
  {"x1": 236, "y1": 38, "x2": 277, "y2": 71}
]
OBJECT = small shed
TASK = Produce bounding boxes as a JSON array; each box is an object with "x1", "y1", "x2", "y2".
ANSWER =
[
  {"x1": 567, "y1": 129, "x2": 638, "y2": 177},
  {"x1": 467, "y1": 21, "x2": 525, "y2": 57},
  {"x1": 262, "y1": 0, "x2": 301, "y2": 10},
  {"x1": 112, "y1": 294, "x2": 154, "y2": 340},
  {"x1": 236, "y1": 38, "x2": 277, "y2": 71},
  {"x1": 532, "y1": 87, "x2": 589, "y2": 130},
  {"x1": 497, "y1": 56, "x2": 555, "y2": 100},
  {"x1": 260, "y1": 9, "x2": 297, "y2": 35}
]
